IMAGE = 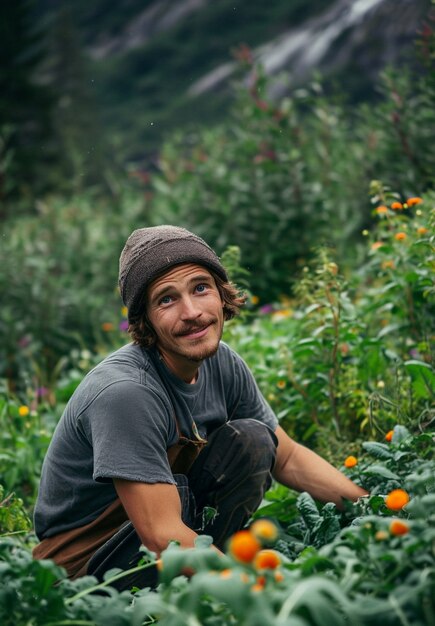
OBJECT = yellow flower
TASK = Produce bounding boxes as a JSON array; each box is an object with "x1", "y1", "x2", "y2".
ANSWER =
[
  {"x1": 18, "y1": 405, "x2": 30, "y2": 417},
  {"x1": 121, "y1": 306, "x2": 128, "y2": 317},
  {"x1": 251, "y1": 519, "x2": 279, "y2": 543},
  {"x1": 394, "y1": 232, "x2": 407, "y2": 241},
  {"x1": 381, "y1": 260, "x2": 395, "y2": 270},
  {"x1": 344, "y1": 455, "x2": 358, "y2": 468},
  {"x1": 276, "y1": 380, "x2": 286, "y2": 390},
  {"x1": 250, "y1": 295, "x2": 260, "y2": 305},
  {"x1": 326, "y1": 262, "x2": 339, "y2": 275},
  {"x1": 271, "y1": 309, "x2": 293, "y2": 321},
  {"x1": 375, "y1": 530, "x2": 389, "y2": 541}
]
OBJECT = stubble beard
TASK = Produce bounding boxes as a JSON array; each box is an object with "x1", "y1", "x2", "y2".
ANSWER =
[{"x1": 175, "y1": 320, "x2": 222, "y2": 363}]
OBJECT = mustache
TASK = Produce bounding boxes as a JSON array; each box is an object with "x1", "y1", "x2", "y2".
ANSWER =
[{"x1": 175, "y1": 319, "x2": 215, "y2": 336}]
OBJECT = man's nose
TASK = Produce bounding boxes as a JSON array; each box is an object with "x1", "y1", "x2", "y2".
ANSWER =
[{"x1": 180, "y1": 296, "x2": 202, "y2": 320}]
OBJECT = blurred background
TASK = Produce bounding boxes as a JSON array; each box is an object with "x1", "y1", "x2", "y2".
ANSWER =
[
  {"x1": 1, "y1": 0, "x2": 431, "y2": 200},
  {"x1": 1, "y1": 0, "x2": 434, "y2": 396}
]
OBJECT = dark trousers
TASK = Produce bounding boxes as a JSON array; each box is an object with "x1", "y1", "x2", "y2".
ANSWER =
[{"x1": 87, "y1": 419, "x2": 277, "y2": 591}]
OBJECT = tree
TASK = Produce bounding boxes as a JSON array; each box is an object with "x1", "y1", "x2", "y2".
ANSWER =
[{"x1": 0, "y1": 0, "x2": 54, "y2": 210}]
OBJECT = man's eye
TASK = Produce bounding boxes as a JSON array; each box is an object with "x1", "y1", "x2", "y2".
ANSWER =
[
  {"x1": 195, "y1": 284, "x2": 207, "y2": 293},
  {"x1": 159, "y1": 295, "x2": 173, "y2": 305}
]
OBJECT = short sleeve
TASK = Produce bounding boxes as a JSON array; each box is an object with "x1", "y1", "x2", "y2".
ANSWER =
[
  {"x1": 80, "y1": 379, "x2": 176, "y2": 485},
  {"x1": 228, "y1": 350, "x2": 278, "y2": 431}
]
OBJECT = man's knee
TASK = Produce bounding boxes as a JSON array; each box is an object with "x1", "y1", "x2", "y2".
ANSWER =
[
  {"x1": 225, "y1": 418, "x2": 277, "y2": 450},
  {"x1": 205, "y1": 418, "x2": 278, "y2": 475}
]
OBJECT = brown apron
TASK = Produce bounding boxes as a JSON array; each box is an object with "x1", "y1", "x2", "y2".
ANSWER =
[{"x1": 33, "y1": 428, "x2": 207, "y2": 579}]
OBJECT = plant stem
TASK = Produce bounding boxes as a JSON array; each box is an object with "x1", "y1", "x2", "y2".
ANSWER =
[
  {"x1": 44, "y1": 621, "x2": 96, "y2": 626},
  {"x1": 388, "y1": 593, "x2": 412, "y2": 626},
  {"x1": 0, "y1": 529, "x2": 28, "y2": 537},
  {"x1": 65, "y1": 560, "x2": 157, "y2": 604},
  {"x1": 325, "y1": 284, "x2": 341, "y2": 436}
]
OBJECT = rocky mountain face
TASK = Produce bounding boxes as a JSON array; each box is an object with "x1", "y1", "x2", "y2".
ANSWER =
[
  {"x1": 190, "y1": 0, "x2": 430, "y2": 97},
  {"x1": 79, "y1": 0, "x2": 430, "y2": 96},
  {"x1": 36, "y1": 0, "x2": 432, "y2": 160}
]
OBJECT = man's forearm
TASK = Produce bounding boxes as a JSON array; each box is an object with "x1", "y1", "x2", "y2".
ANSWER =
[{"x1": 273, "y1": 427, "x2": 368, "y2": 507}]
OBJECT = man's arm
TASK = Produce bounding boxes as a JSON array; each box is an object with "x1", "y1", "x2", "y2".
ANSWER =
[
  {"x1": 114, "y1": 479, "x2": 199, "y2": 556},
  {"x1": 272, "y1": 426, "x2": 368, "y2": 508}
]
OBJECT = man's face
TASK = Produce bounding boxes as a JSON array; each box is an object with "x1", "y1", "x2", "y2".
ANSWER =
[{"x1": 146, "y1": 263, "x2": 225, "y2": 382}]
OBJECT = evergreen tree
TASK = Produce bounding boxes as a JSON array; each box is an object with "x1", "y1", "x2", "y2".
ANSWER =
[
  {"x1": 0, "y1": 0, "x2": 54, "y2": 210},
  {"x1": 49, "y1": 4, "x2": 109, "y2": 191}
]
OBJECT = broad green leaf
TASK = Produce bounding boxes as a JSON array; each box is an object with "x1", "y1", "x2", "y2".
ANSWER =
[
  {"x1": 404, "y1": 360, "x2": 435, "y2": 400},
  {"x1": 297, "y1": 492, "x2": 321, "y2": 532},
  {"x1": 362, "y1": 442, "x2": 394, "y2": 460},
  {"x1": 376, "y1": 323, "x2": 401, "y2": 339},
  {"x1": 361, "y1": 465, "x2": 399, "y2": 480},
  {"x1": 391, "y1": 424, "x2": 410, "y2": 443}
]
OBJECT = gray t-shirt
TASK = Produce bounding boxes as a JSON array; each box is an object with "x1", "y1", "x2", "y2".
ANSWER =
[{"x1": 34, "y1": 341, "x2": 278, "y2": 539}]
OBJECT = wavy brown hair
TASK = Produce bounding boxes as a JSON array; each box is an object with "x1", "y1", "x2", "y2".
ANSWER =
[{"x1": 128, "y1": 270, "x2": 246, "y2": 348}]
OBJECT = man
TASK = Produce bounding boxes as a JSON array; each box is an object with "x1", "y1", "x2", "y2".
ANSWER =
[{"x1": 33, "y1": 225, "x2": 367, "y2": 590}]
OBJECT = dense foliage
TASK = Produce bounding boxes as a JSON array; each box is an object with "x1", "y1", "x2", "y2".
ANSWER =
[
  {"x1": 2, "y1": 49, "x2": 435, "y2": 391},
  {"x1": 1, "y1": 183, "x2": 434, "y2": 624}
]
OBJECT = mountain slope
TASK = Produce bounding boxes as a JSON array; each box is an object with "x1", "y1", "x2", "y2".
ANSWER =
[{"x1": 38, "y1": 0, "x2": 432, "y2": 163}]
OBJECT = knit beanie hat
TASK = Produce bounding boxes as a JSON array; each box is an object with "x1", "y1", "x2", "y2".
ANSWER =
[{"x1": 119, "y1": 225, "x2": 228, "y2": 321}]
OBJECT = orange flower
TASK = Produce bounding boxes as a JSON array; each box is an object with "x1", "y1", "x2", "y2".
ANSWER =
[
  {"x1": 381, "y1": 260, "x2": 395, "y2": 270},
  {"x1": 256, "y1": 575, "x2": 266, "y2": 587},
  {"x1": 344, "y1": 455, "x2": 358, "y2": 468},
  {"x1": 394, "y1": 232, "x2": 407, "y2": 241},
  {"x1": 276, "y1": 380, "x2": 286, "y2": 390},
  {"x1": 385, "y1": 430, "x2": 394, "y2": 442},
  {"x1": 228, "y1": 530, "x2": 261, "y2": 563},
  {"x1": 390, "y1": 202, "x2": 403, "y2": 210},
  {"x1": 101, "y1": 322, "x2": 114, "y2": 332},
  {"x1": 390, "y1": 519, "x2": 410, "y2": 536},
  {"x1": 385, "y1": 489, "x2": 410, "y2": 511},
  {"x1": 339, "y1": 343, "x2": 350, "y2": 356},
  {"x1": 375, "y1": 205, "x2": 389, "y2": 215},
  {"x1": 371, "y1": 241, "x2": 384, "y2": 251},
  {"x1": 417, "y1": 227, "x2": 428, "y2": 235},
  {"x1": 254, "y1": 549, "x2": 282, "y2": 571},
  {"x1": 250, "y1": 519, "x2": 279, "y2": 543},
  {"x1": 251, "y1": 582, "x2": 264, "y2": 592},
  {"x1": 406, "y1": 197, "x2": 423, "y2": 206},
  {"x1": 274, "y1": 570, "x2": 285, "y2": 583}
]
